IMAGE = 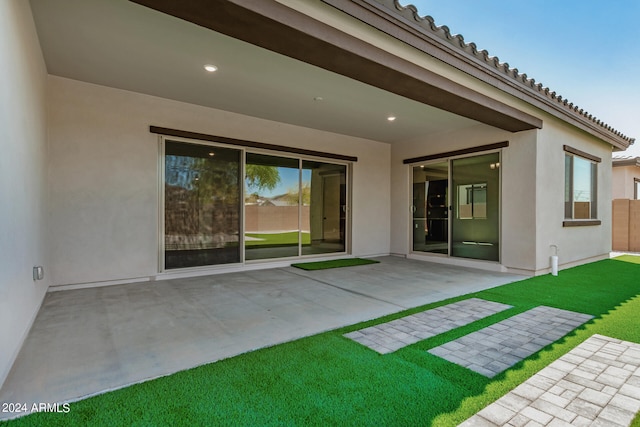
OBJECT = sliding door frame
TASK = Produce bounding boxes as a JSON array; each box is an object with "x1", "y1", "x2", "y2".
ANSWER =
[
  {"x1": 158, "y1": 135, "x2": 352, "y2": 273},
  {"x1": 408, "y1": 147, "x2": 503, "y2": 264}
]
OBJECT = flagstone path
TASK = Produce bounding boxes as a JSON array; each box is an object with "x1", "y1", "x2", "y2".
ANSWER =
[
  {"x1": 459, "y1": 334, "x2": 640, "y2": 426},
  {"x1": 343, "y1": 298, "x2": 512, "y2": 354},
  {"x1": 345, "y1": 298, "x2": 639, "y2": 425},
  {"x1": 429, "y1": 306, "x2": 593, "y2": 377}
]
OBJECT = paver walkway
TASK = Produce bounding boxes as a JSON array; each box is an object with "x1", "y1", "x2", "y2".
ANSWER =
[
  {"x1": 460, "y1": 334, "x2": 640, "y2": 426},
  {"x1": 343, "y1": 298, "x2": 512, "y2": 354},
  {"x1": 429, "y1": 306, "x2": 593, "y2": 377}
]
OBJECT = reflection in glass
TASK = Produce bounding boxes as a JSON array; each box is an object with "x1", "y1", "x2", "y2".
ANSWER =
[
  {"x1": 572, "y1": 156, "x2": 595, "y2": 219},
  {"x1": 302, "y1": 161, "x2": 347, "y2": 255},
  {"x1": 164, "y1": 141, "x2": 241, "y2": 269},
  {"x1": 245, "y1": 153, "x2": 300, "y2": 260},
  {"x1": 451, "y1": 153, "x2": 499, "y2": 261},
  {"x1": 412, "y1": 162, "x2": 449, "y2": 254},
  {"x1": 565, "y1": 154, "x2": 597, "y2": 219},
  {"x1": 457, "y1": 183, "x2": 487, "y2": 219}
]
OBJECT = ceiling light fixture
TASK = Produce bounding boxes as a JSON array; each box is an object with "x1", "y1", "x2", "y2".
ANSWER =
[
  {"x1": 314, "y1": 96, "x2": 324, "y2": 102},
  {"x1": 208, "y1": 152, "x2": 215, "y2": 157},
  {"x1": 387, "y1": 116, "x2": 396, "y2": 122},
  {"x1": 204, "y1": 64, "x2": 218, "y2": 72}
]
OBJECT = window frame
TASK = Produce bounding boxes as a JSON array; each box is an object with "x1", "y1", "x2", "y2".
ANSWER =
[
  {"x1": 563, "y1": 145, "x2": 601, "y2": 227},
  {"x1": 158, "y1": 135, "x2": 352, "y2": 272}
]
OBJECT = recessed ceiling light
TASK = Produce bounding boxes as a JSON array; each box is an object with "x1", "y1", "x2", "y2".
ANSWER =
[
  {"x1": 208, "y1": 152, "x2": 215, "y2": 157},
  {"x1": 314, "y1": 96, "x2": 324, "y2": 102},
  {"x1": 387, "y1": 116, "x2": 396, "y2": 122},
  {"x1": 204, "y1": 64, "x2": 218, "y2": 72}
]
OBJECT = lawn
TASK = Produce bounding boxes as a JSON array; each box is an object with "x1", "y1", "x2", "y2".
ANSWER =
[
  {"x1": 245, "y1": 231, "x2": 310, "y2": 247},
  {"x1": 3, "y1": 257, "x2": 640, "y2": 426}
]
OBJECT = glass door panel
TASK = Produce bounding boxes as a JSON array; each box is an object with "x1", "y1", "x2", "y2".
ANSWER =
[
  {"x1": 412, "y1": 161, "x2": 449, "y2": 254},
  {"x1": 245, "y1": 153, "x2": 300, "y2": 260},
  {"x1": 451, "y1": 153, "x2": 500, "y2": 261},
  {"x1": 164, "y1": 141, "x2": 241, "y2": 269},
  {"x1": 301, "y1": 160, "x2": 347, "y2": 255}
]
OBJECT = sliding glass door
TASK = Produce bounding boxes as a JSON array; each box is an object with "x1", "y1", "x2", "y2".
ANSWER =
[
  {"x1": 163, "y1": 139, "x2": 349, "y2": 269},
  {"x1": 164, "y1": 141, "x2": 241, "y2": 269},
  {"x1": 411, "y1": 161, "x2": 449, "y2": 254},
  {"x1": 451, "y1": 153, "x2": 500, "y2": 261},
  {"x1": 244, "y1": 154, "x2": 347, "y2": 260},
  {"x1": 302, "y1": 161, "x2": 347, "y2": 255},
  {"x1": 411, "y1": 152, "x2": 500, "y2": 262},
  {"x1": 244, "y1": 153, "x2": 301, "y2": 260}
]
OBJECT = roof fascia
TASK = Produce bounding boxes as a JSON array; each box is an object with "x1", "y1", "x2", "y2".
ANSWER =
[
  {"x1": 612, "y1": 158, "x2": 640, "y2": 168},
  {"x1": 323, "y1": 0, "x2": 631, "y2": 150},
  {"x1": 130, "y1": 0, "x2": 541, "y2": 133}
]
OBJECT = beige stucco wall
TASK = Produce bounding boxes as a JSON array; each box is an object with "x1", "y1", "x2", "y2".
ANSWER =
[
  {"x1": 0, "y1": 0, "x2": 49, "y2": 387},
  {"x1": 612, "y1": 165, "x2": 640, "y2": 199},
  {"x1": 283, "y1": 0, "x2": 618, "y2": 275},
  {"x1": 534, "y1": 116, "x2": 613, "y2": 272},
  {"x1": 390, "y1": 117, "x2": 612, "y2": 275},
  {"x1": 47, "y1": 76, "x2": 391, "y2": 286}
]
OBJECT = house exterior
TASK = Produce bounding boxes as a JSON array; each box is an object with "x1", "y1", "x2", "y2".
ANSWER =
[
  {"x1": 1, "y1": 0, "x2": 634, "y2": 388},
  {"x1": 611, "y1": 156, "x2": 640, "y2": 252},
  {"x1": 612, "y1": 156, "x2": 640, "y2": 200}
]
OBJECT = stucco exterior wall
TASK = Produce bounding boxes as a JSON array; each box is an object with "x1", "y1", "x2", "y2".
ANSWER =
[
  {"x1": 0, "y1": 0, "x2": 49, "y2": 387},
  {"x1": 500, "y1": 130, "x2": 538, "y2": 273},
  {"x1": 535, "y1": 117, "x2": 613, "y2": 272},
  {"x1": 612, "y1": 165, "x2": 640, "y2": 199},
  {"x1": 47, "y1": 76, "x2": 391, "y2": 286}
]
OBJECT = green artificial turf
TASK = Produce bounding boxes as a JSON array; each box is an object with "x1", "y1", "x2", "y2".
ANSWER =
[
  {"x1": 291, "y1": 258, "x2": 380, "y2": 270},
  {"x1": 3, "y1": 256, "x2": 640, "y2": 426},
  {"x1": 245, "y1": 231, "x2": 310, "y2": 247}
]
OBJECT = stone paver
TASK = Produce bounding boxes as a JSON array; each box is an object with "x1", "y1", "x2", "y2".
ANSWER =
[
  {"x1": 459, "y1": 334, "x2": 640, "y2": 426},
  {"x1": 343, "y1": 298, "x2": 512, "y2": 354},
  {"x1": 429, "y1": 306, "x2": 594, "y2": 377}
]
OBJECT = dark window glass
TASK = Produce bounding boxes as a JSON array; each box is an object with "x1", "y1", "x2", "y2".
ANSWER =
[{"x1": 164, "y1": 141, "x2": 241, "y2": 268}]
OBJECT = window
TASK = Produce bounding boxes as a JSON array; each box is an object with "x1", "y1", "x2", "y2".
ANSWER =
[
  {"x1": 164, "y1": 141, "x2": 242, "y2": 269},
  {"x1": 244, "y1": 154, "x2": 347, "y2": 261},
  {"x1": 635, "y1": 178, "x2": 640, "y2": 200},
  {"x1": 162, "y1": 137, "x2": 350, "y2": 270},
  {"x1": 564, "y1": 146, "x2": 599, "y2": 223}
]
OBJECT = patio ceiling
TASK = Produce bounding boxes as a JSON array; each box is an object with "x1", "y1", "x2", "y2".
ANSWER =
[{"x1": 29, "y1": 0, "x2": 536, "y2": 144}]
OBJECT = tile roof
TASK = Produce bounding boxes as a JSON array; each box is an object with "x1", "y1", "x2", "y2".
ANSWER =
[
  {"x1": 612, "y1": 155, "x2": 640, "y2": 167},
  {"x1": 379, "y1": 0, "x2": 635, "y2": 146}
]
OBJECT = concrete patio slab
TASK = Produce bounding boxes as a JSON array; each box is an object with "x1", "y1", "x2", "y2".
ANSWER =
[{"x1": 0, "y1": 256, "x2": 523, "y2": 420}]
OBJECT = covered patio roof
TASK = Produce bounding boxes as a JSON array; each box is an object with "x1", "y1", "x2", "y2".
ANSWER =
[
  {"x1": 32, "y1": 0, "x2": 539, "y2": 146},
  {"x1": 30, "y1": 0, "x2": 633, "y2": 149}
]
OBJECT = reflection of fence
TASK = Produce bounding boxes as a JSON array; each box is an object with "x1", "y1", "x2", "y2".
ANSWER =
[
  {"x1": 612, "y1": 199, "x2": 640, "y2": 251},
  {"x1": 245, "y1": 205, "x2": 310, "y2": 233}
]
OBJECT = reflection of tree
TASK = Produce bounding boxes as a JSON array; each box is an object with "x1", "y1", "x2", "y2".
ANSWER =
[
  {"x1": 283, "y1": 183, "x2": 311, "y2": 205},
  {"x1": 165, "y1": 155, "x2": 239, "y2": 239},
  {"x1": 245, "y1": 164, "x2": 280, "y2": 192},
  {"x1": 165, "y1": 156, "x2": 287, "y2": 242}
]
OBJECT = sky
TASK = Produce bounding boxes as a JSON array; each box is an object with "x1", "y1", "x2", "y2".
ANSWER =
[
  {"x1": 404, "y1": 0, "x2": 640, "y2": 156},
  {"x1": 247, "y1": 167, "x2": 311, "y2": 198}
]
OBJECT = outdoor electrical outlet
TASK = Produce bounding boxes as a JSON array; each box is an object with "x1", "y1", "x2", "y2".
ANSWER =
[{"x1": 33, "y1": 266, "x2": 44, "y2": 281}]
